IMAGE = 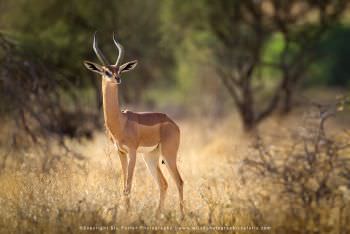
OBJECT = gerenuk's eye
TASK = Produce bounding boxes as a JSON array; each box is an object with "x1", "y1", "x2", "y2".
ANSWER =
[{"x1": 105, "y1": 71, "x2": 113, "y2": 78}]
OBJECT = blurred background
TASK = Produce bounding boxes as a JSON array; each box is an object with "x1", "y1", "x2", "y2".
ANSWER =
[
  {"x1": 1, "y1": 0, "x2": 349, "y2": 140},
  {"x1": 1, "y1": 1, "x2": 350, "y2": 233}
]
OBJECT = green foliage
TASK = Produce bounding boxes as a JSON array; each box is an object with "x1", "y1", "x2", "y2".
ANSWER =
[
  {"x1": 1, "y1": 0, "x2": 173, "y2": 102},
  {"x1": 0, "y1": 0, "x2": 349, "y2": 113},
  {"x1": 310, "y1": 25, "x2": 350, "y2": 87},
  {"x1": 261, "y1": 33, "x2": 285, "y2": 79}
]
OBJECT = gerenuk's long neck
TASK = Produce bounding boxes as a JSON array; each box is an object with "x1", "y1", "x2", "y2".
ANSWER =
[{"x1": 101, "y1": 78, "x2": 123, "y2": 136}]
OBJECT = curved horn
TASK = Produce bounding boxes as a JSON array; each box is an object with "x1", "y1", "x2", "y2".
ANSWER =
[
  {"x1": 113, "y1": 33, "x2": 124, "y2": 66},
  {"x1": 93, "y1": 32, "x2": 109, "y2": 65}
]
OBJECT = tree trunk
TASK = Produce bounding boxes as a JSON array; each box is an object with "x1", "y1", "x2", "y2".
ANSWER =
[
  {"x1": 280, "y1": 72, "x2": 293, "y2": 114},
  {"x1": 242, "y1": 116, "x2": 256, "y2": 132},
  {"x1": 240, "y1": 103, "x2": 257, "y2": 132},
  {"x1": 282, "y1": 86, "x2": 293, "y2": 114},
  {"x1": 236, "y1": 76, "x2": 259, "y2": 132}
]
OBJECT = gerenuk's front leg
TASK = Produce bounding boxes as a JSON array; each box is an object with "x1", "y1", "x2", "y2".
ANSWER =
[
  {"x1": 125, "y1": 149, "x2": 136, "y2": 196},
  {"x1": 118, "y1": 150, "x2": 128, "y2": 190}
]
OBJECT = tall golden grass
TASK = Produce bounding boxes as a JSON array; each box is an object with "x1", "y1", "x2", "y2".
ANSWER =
[{"x1": 0, "y1": 109, "x2": 349, "y2": 233}]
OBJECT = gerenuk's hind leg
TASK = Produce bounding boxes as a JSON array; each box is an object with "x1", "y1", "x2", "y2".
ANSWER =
[
  {"x1": 161, "y1": 131, "x2": 184, "y2": 218},
  {"x1": 143, "y1": 147, "x2": 168, "y2": 217}
]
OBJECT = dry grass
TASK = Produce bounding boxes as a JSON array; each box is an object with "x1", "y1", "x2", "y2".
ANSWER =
[{"x1": 0, "y1": 110, "x2": 349, "y2": 233}]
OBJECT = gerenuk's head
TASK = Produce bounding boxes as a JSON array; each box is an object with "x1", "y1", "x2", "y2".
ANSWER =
[{"x1": 84, "y1": 32, "x2": 137, "y2": 84}]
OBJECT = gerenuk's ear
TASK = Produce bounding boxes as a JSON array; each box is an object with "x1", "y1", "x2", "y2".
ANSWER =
[
  {"x1": 119, "y1": 60, "x2": 138, "y2": 73},
  {"x1": 83, "y1": 61, "x2": 104, "y2": 75}
]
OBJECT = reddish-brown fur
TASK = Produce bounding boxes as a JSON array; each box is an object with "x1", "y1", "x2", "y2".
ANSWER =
[{"x1": 84, "y1": 60, "x2": 184, "y2": 218}]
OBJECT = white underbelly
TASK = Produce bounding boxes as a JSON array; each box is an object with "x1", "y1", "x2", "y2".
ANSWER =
[
  {"x1": 114, "y1": 142, "x2": 158, "y2": 154},
  {"x1": 137, "y1": 144, "x2": 158, "y2": 153}
]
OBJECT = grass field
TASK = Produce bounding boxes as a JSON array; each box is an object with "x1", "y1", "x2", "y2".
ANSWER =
[{"x1": 0, "y1": 107, "x2": 349, "y2": 233}]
